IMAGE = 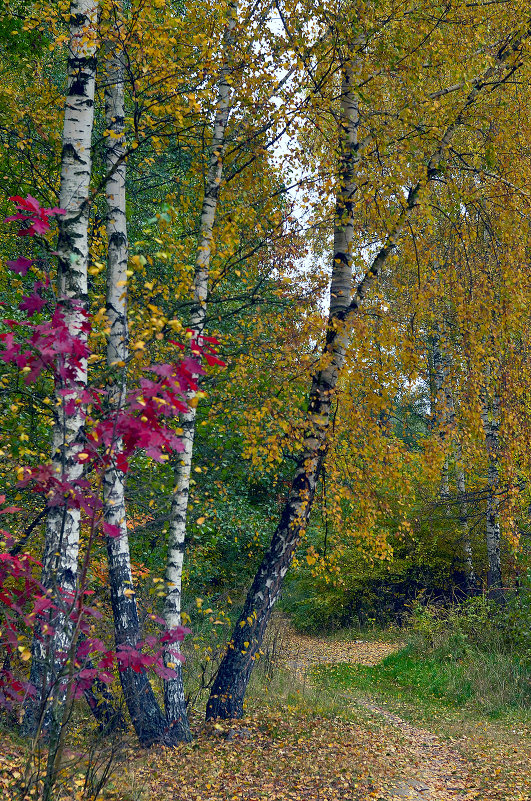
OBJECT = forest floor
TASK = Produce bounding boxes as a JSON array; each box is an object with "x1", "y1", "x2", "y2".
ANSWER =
[
  {"x1": 273, "y1": 629, "x2": 531, "y2": 800},
  {"x1": 2, "y1": 628, "x2": 530, "y2": 800},
  {"x1": 102, "y1": 627, "x2": 531, "y2": 800}
]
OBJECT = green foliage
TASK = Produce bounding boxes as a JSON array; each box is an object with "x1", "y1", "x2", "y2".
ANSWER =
[
  {"x1": 282, "y1": 534, "x2": 466, "y2": 633},
  {"x1": 409, "y1": 589, "x2": 531, "y2": 666},
  {"x1": 0, "y1": 5, "x2": 48, "y2": 58},
  {"x1": 126, "y1": 459, "x2": 282, "y2": 603}
]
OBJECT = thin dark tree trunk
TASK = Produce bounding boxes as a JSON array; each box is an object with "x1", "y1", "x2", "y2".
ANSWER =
[
  {"x1": 481, "y1": 390, "x2": 503, "y2": 598},
  {"x1": 454, "y1": 442, "x2": 477, "y2": 593},
  {"x1": 432, "y1": 324, "x2": 476, "y2": 590}
]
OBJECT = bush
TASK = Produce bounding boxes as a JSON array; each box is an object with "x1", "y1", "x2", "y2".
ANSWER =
[
  {"x1": 409, "y1": 588, "x2": 531, "y2": 663},
  {"x1": 404, "y1": 587, "x2": 531, "y2": 715}
]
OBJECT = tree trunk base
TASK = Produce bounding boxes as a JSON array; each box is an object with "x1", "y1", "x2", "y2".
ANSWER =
[
  {"x1": 119, "y1": 668, "x2": 168, "y2": 747},
  {"x1": 164, "y1": 670, "x2": 192, "y2": 743}
]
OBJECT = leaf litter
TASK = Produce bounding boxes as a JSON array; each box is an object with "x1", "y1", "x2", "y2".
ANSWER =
[
  {"x1": 110, "y1": 630, "x2": 522, "y2": 801},
  {"x1": 1, "y1": 630, "x2": 529, "y2": 800}
]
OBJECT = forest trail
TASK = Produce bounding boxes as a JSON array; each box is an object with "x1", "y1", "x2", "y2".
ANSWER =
[
  {"x1": 276, "y1": 630, "x2": 484, "y2": 801},
  {"x1": 276, "y1": 629, "x2": 403, "y2": 677}
]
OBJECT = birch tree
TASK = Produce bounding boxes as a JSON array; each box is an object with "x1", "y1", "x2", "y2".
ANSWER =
[
  {"x1": 207, "y1": 54, "x2": 362, "y2": 718},
  {"x1": 206, "y1": 13, "x2": 531, "y2": 718},
  {"x1": 24, "y1": 0, "x2": 98, "y2": 738},
  {"x1": 101, "y1": 16, "x2": 171, "y2": 744},
  {"x1": 481, "y1": 374, "x2": 502, "y2": 596},
  {"x1": 162, "y1": 0, "x2": 237, "y2": 741}
]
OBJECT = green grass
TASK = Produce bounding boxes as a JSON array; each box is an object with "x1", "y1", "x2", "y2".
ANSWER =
[
  {"x1": 312, "y1": 644, "x2": 531, "y2": 718},
  {"x1": 314, "y1": 646, "x2": 472, "y2": 706}
]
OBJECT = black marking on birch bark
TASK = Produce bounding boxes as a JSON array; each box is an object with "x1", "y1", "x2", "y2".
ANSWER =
[
  {"x1": 332, "y1": 250, "x2": 349, "y2": 268},
  {"x1": 109, "y1": 231, "x2": 127, "y2": 248},
  {"x1": 68, "y1": 54, "x2": 97, "y2": 72},
  {"x1": 61, "y1": 142, "x2": 84, "y2": 163}
]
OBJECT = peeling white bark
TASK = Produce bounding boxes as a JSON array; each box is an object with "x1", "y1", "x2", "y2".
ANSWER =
[
  {"x1": 25, "y1": 0, "x2": 97, "y2": 738},
  {"x1": 163, "y1": 1, "x2": 238, "y2": 738},
  {"x1": 103, "y1": 38, "x2": 131, "y2": 614},
  {"x1": 102, "y1": 32, "x2": 169, "y2": 746}
]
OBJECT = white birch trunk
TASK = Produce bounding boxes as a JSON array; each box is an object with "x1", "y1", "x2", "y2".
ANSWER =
[
  {"x1": 24, "y1": 0, "x2": 97, "y2": 738},
  {"x1": 102, "y1": 40, "x2": 131, "y2": 640},
  {"x1": 102, "y1": 34, "x2": 168, "y2": 746},
  {"x1": 162, "y1": 0, "x2": 238, "y2": 740},
  {"x1": 480, "y1": 389, "x2": 502, "y2": 597},
  {"x1": 432, "y1": 326, "x2": 476, "y2": 588}
]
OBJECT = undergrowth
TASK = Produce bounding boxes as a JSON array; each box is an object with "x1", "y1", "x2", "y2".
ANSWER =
[{"x1": 313, "y1": 591, "x2": 531, "y2": 719}]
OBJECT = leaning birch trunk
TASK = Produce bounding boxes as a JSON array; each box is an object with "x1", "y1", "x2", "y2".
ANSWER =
[
  {"x1": 480, "y1": 389, "x2": 502, "y2": 598},
  {"x1": 24, "y1": 0, "x2": 97, "y2": 738},
  {"x1": 206, "y1": 60, "x2": 361, "y2": 719},
  {"x1": 162, "y1": 0, "x2": 237, "y2": 742},
  {"x1": 205, "y1": 33, "x2": 526, "y2": 720},
  {"x1": 102, "y1": 36, "x2": 169, "y2": 746}
]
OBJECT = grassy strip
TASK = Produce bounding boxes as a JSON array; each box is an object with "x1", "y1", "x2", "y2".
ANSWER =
[{"x1": 313, "y1": 644, "x2": 531, "y2": 717}]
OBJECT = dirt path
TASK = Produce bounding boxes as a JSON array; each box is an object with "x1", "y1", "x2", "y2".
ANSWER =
[
  {"x1": 277, "y1": 630, "x2": 402, "y2": 674},
  {"x1": 353, "y1": 700, "x2": 479, "y2": 800},
  {"x1": 278, "y1": 631, "x2": 482, "y2": 801}
]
